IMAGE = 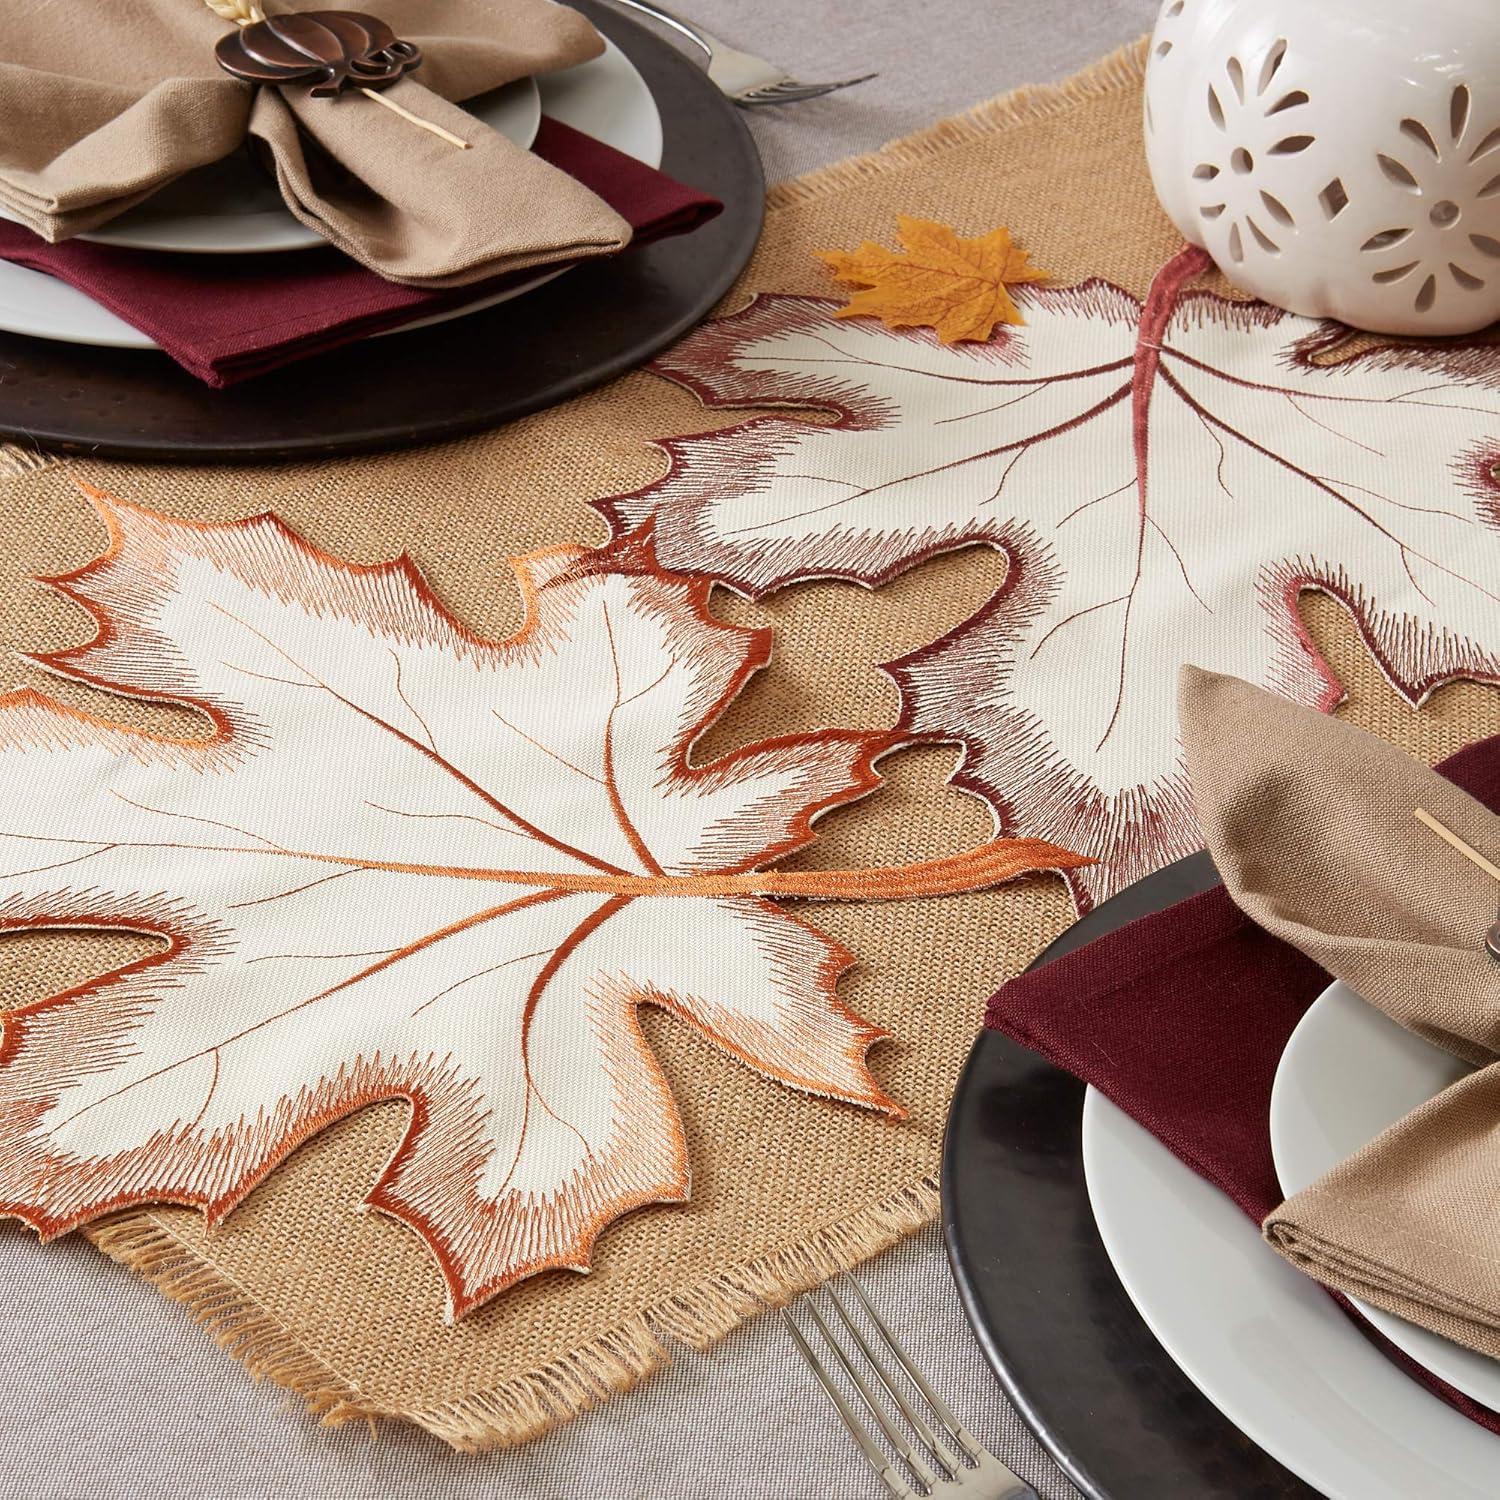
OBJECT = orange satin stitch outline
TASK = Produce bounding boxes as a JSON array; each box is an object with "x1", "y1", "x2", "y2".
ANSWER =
[{"x1": 0, "y1": 485, "x2": 1089, "y2": 1316}]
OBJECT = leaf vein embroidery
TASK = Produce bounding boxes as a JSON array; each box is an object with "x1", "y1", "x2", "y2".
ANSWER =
[
  {"x1": 718, "y1": 383, "x2": 1133, "y2": 540},
  {"x1": 0, "y1": 495, "x2": 1090, "y2": 1313},
  {"x1": 603, "y1": 256, "x2": 1500, "y2": 909},
  {"x1": 206, "y1": 599, "x2": 630, "y2": 878},
  {"x1": 495, "y1": 896, "x2": 633, "y2": 1198},
  {"x1": 600, "y1": 601, "x2": 665, "y2": 877},
  {"x1": 45, "y1": 889, "x2": 568, "y2": 1137},
  {"x1": 1161, "y1": 367, "x2": 1500, "y2": 609}
]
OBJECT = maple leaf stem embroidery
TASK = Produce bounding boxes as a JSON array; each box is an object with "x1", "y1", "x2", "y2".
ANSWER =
[
  {"x1": 1085, "y1": 242, "x2": 1219, "y2": 752},
  {"x1": 196, "y1": 837, "x2": 1073, "y2": 900},
  {"x1": 0, "y1": 490, "x2": 1088, "y2": 1320},
  {"x1": 1131, "y1": 243, "x2": 1214, "y2": 509},
  {"x1": 101, "y1": 835, "x2": 1079, "y2": 900}
]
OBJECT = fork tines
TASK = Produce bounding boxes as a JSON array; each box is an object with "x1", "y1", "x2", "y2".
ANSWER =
[
  {"x1": 736, "y1": 72, "x2": 879, "y2": 106},
  {"x1": 782, "y1": 1275, "x2": 1038, "y2": 1499}
]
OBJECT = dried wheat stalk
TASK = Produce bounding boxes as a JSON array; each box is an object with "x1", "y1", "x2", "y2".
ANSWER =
[
  {"x1": 202, "y1": 0, "x2": 265, "y2": 24},
  {"x1": 1415, "y1": 808, "x2": 1500, "y2": 882}
]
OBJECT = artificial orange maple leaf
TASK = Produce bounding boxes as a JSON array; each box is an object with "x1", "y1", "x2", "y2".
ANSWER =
[
  {"x1": 818, "y1": 214, "x2": 1051, "y2": 343},
  {"x1": 0, "y1": 487, "x2": 1089, "y2": 1319}
]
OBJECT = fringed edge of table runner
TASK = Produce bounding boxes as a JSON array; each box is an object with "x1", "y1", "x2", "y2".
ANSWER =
[
  {"x1": 83, "y1": 1178, "x2": 939, "y2": 1449},
  {"x1": 84, "y1": 1214, "x2": 369, "y2": 1426},
  {"x1": 0, "y1": 443, "x2": 60, "y2": 479},
  {"x1": 766, "y1": 36, "x2": 1147, "y2": 213},
  {"x1": 65, "y1": 41, "x2": 1154, "y2": 1451},
  {"x1": 413, "y1": 1176, "x2": 940, "y2": 1451}
]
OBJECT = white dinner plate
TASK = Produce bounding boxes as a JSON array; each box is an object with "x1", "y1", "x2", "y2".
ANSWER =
[
  {"x1": 1083, "y1": 1085, "x2": 1500, "y2": 1499},
  {"x1": 65, "y1": 78, "x2": 541, "y2": 255},
  {"x1": 0, "y1": 38, "x2": 662, "y2": 350},
  {"x1": 1270, "y1": 979, "x2": 1496, "y2": 1408}
]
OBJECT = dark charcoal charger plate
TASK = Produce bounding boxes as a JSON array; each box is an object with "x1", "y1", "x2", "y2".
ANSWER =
[
  {"x1": 941, "y1": 852, "x2": 1316, "y2": 1498},
  {"x1": 0, "y1": 0, "x2": 762, "y2": 462}
]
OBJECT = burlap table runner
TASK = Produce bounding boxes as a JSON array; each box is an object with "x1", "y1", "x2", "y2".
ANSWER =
[{"x1": 2, "y1": 39, "x2": 1499, "y2": 1450}]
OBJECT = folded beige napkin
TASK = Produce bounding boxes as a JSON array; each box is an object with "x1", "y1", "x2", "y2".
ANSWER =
[
  {"x1": 0, "y1": 0, "x2": 631, "y2": 286},
  {"x1": 1180, "y1": 667, "x2": 1500, "y2": 1360}
]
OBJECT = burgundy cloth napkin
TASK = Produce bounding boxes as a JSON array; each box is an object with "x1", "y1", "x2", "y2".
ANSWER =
[
  {"x1": 0, "y1": 118, "x2": 721, "y2": 387},
  {"x1": 984, "y1": 731, "x2": 1500, "y2": 1435}
]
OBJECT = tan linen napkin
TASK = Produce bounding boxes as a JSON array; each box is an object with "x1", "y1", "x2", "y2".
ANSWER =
[
  {"x1": 1180, "y1": 666, "x2": 1500, "y2": 1359},
  {"x1": 0, "y1": 0, "x2": 631, "y2": 286}
]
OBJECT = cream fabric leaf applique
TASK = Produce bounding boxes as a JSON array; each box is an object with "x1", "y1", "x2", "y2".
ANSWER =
[
  {"x1": 602, "y1": 246, "x2": 1500, "y2": 909},
  {"x1": 0, "y1": 489, "x2": 1086, "y2": 1319}
]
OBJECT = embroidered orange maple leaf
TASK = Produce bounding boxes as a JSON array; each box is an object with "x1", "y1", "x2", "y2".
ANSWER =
[
  {"x1": 818, "y1": 215, "x2": 1051, "y2": 343},
  {"x1": 0, "y1": 487, "x2": 1089, "y2": 1319}
]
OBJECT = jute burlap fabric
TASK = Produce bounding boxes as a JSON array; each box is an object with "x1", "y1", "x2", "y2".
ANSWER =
[{"x1": 2, "y1": 40, "x2": 1499, "y2": 1450}]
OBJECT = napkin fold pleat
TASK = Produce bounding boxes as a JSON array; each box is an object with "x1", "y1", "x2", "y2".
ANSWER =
[
  {"x1": 1180, "y1": 669, "x2": 1500, "y2": 1366},
  {"x1": 0, "y1": 68, "x2": 251, "y2": 234},
  {"x1": 984, "y1": 714, "x2": 1500, "y2": 1432},
  {"x1": 1180, "y1": 667, "x2": 1500, "y2": 1067},
  {"x1": 0, "y1": 118, "x2": 722, "y2": 385},
  {"x1": 249, "y1": 81, "x2": 629, "y2": 287},
  {"x1": 1264, "y1": 1064, "x2": 1500, "y2": 1357},
  {"x1": 0, "y1": 0, "x2": 629, "y2": 285}
]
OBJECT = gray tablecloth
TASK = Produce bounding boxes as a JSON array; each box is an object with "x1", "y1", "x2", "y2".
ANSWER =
[{"x1": 3, "y1": 4, "x2": 1159, "y2": 1495}]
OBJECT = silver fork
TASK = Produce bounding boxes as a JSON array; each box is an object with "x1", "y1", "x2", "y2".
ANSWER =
[
  {"x1": 605, "y1": 0, "x2": 876, "y2": 105},
  {"x1": 782, "y1": 1276, "x2": 1038, "y2": 1500}
]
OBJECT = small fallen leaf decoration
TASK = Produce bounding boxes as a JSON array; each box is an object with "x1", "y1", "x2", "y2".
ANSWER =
[
  {"x1": 0, "y1": 488, "x2": 1087, "y2": 1319},
  {"x1": 818, "y1": 214, "x2": 1051, "y2": 343}
]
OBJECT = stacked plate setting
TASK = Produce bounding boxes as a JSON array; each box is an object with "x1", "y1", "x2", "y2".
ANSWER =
[
  {"x1": 1084, "y1": 983, "x2": 1496, "y2": 1498},
  {"x1": 0, "y1": 40, "x2": 664, "y2": 348}
]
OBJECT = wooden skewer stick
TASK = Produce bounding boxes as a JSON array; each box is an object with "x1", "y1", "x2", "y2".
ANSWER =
[
  {"x1": 357, "y1": 87, "x2": 470, "y2": 149},
  {"x1": 1414, "y1": 806, "x2": 1500, "y2": 882}
]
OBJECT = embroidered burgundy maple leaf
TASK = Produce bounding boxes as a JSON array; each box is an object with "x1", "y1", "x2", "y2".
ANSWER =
[
  {"x1": 0, "y1": 489, "x2": 1085, "y2": 1319},
  {"x1": 600, "y1": 246, "x2": 1500, "y2": 908}
]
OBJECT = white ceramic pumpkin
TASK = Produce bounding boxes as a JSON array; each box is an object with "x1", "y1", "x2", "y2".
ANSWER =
[{"x1": 1143, "y1": 0, "x2": 1500, "y2": 334}]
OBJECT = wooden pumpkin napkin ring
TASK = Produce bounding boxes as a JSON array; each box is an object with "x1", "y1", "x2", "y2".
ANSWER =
[
  {"x1": 212, "y1": 7, "x2": 467, "y2": 148},
  {"x1": 215, "y1": 10, "x2": 421, "y2": 95}
]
